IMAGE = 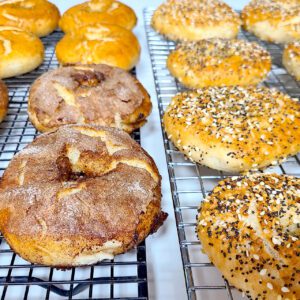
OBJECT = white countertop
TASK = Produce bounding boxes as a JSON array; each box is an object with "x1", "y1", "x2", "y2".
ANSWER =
[{"x1": 51, "y1": 1, "x2": 249, "y2": 299}]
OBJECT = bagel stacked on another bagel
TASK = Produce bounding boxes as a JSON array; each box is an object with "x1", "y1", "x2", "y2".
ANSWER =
[
  {"x1": 197, "y1": 173, "x2": 300, "y2": 300},
  {"x1": 56, "y1": 24, "x2": 140, "y2": 70},
  {"x1": 167, "y1": 39, "x2": 271, "y2": 88},
  {"x1": 151, "y1": 0, "x2": 241, "y2": 41},
  {"x1": 242, "y1": 0, "x2": 300, "y2": 43},
  {"x1": 0, "y1": 26, "x2": 44, "y2": 78},
  {"x1": 0, "y1": 124, "x2": 167, "y2": 267},
  {"x1": 0, "y1": 0, "x2": 60, "y2": 37},
  {"x1": 163, "y1": 86, "x2": 300, "y2": 173},
  {"x1": 28, "y1": 64, "x2": 152, "y2": 133},
  {"x1": 59, "y1": 0, "x2": 137, "y2": 33}
]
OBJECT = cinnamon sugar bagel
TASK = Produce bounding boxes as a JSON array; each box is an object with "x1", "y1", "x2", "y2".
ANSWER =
[
  {"x1": 0, "y1": 0, "x2": 60, "y2": 37},
  {"x1": 283, "y1": 42, "x2": 300, "y2": 80},
  {"x1": 59, "y1": 0, "x2": 136, "y2": 33},
  {"x1": 197, "y1": 173, "x2": 300, "y2": 300},
  {"x1": 163, "y1": 86, "x2": 300, "y2": 173},
  {"x1": 242, "y1": 0, "x2": 300, "y2": 43},
  {"x1": 0, "y1": 79, "x2": 8, "y2": 122},
  {"x1": 28, "y1": 64, "x2": 152, "y2": 133},
  {"x1": 167, "y1": 39, "x2": 271, "y2": 88},
  {"x1": 55, "y1": 24, "x2": 140, "y2": 70},
  {"x1": 0, "y1": 124, "x2": 167, "y2": 267},
  {"x1": 151, "y1": 0, "x2": 241, "y2": 41},
  {"x1": 0, "y1": 26, "x2": 44, "y2": 78}
]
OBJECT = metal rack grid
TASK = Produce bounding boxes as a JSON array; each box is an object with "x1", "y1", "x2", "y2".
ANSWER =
[
  {"x1": 0, "y1": 31, "x2": 148, "y2": 300},
  {"x1": 144, "y1": 8, "x2": 300, "y2": 300}
]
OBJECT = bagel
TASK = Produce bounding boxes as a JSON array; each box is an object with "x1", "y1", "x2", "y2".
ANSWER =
[
  {"x1": 242, "y1": 0, "x2": 300, "y2": 43},
  {"x1": 59, "y1": 0, "x2": 136, "y2": 33},
  {"x1": 0, "y1": 124, "x2": 167, "y2": 267},
  {"x1": 163, "y1": 86, "x2": 300, "y2": 173},
  {"x1": 55, "y1": 24, "x2": 140, "y2": 71},
  {"x1": 283, "y1": 42, "x2": 300, "y2": 80},
  {"x1": 0, "y1": 0, "x2": 60, "y2": 37},
  {"x1": 0, "y1": 79, "x2": 8, "y2": 122},
  {"x1": 151, "y1": 0, "x2": 241, "y2": 41},
  {"x1": 197, "y1": 173, "x2": 300, "y2": 300},
  {"x1": 0, "y1": 26, "x2": 44, "y2": 78},
  {"x1": 28, "y1": 64, "x2": 152, "y2": 133},
  {"x1": 167, "y1": 39, "x2": 271, "y2": 88}
]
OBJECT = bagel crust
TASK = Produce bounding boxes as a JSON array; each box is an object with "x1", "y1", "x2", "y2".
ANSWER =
[
  {"x1": 0, "y1": 79, "x2": 8, "y2": 123},
  {"x1": 151, "y1": 0, "x2": 241, "y2": 41},
  {"x1": 0, "y1": 26, "x2": 44, "y2": 78},
  {"x1": 197, "y1": 174, "x2": 300, "y2": 300},
  {"x1": 0, "y1": 0, "x2": 60, "y2": 37},
  {"x1": 283, "y1": 42, "x2": 300, "y2": 81},
  {"x1": 242, "y1": 0, "x2": 300, "y2": 43},
  {"x1": 0, "y1": 125, "x2": 167, "y2": 267},
  {"x1": 28, "y1": 64, "x2": 152, "y2": 133},
  {"x1": 59, "y1": 0, "x2": 137, "y2": 33},
  {"x1": 55, "y1": 24, "x2": 140, "y2": 71},
  {"x1": 167, "y1": 39, "x2": 271, "y2": 88},
  {"x1": 163, "y1": 86, "x2": 300, "y2": 173}
]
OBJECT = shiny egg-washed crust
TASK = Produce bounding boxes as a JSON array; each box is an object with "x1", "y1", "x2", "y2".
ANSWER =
[
  {"x1": 167, "y1": 39, "x2": 271, "y2": 88},
  {"x1": 0, "y1": 125, "x2": 167, "y2": 267},
  {"x1": 283, "y1": 42, "x2": 300, "y2": 81},
  {"x1": 28, "y1": 64, "x2": 152, "y2": 133},
  {"x1": 163, "y1": 86, "x2": 300, "y2": 173},
  {"x1": 0, "y1": 80, "x2": 8, "y2": 123},
  {"x1": 0, "y1": 26, "x2": 44, "y2": 79},
  {"x1": 151, "y1": 0, "x2": 241, "y2": 41},
  {"x1": 197, "y1": 174, "x2": 300, "y2": 300},
  {"x1": 59, "y1": 0, "x2": 136, "y2": 33},
  {"x1": 55, "y1": 24, "x2": 140, "y2": 71},
  {"x1": 0, "y1": 0, "x2": 60, "y2": 37},
  {"x1": 242, "y1": 0, "x2": 300, "y2": 43}
]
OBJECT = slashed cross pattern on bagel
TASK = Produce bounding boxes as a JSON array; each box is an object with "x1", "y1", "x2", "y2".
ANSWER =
[
  {"x1": 0, "y1": 125, "x2": 167, "y2": 267},
  {"x1": 28, "y1": 64, "x2": 151, "y2": 133}
]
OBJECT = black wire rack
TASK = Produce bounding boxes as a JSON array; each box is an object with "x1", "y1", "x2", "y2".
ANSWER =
[
  {"x1": 0, "y1": 30, "x2": 148, "y2": 300},
  {"x1": 144, "y1": 8, "x2": 300, "y2": 300}
]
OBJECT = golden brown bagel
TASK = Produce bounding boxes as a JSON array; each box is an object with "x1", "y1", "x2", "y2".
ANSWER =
[
  {"x1": 283, "y1": 42, "x2": 300, "y2": 80},
  {"x1": 0, "y1": 79, "x2": 8, "y2": 122},
  {"x1": 0, "y1": 26, "x2": 44, "y2": 78},
  {"x1": 197, "y1": 173, "x2": 300, "y2": 300},
  {"x1": 59, "y1": 0, "x2": 136, "y2": 33},
  {"x1": 0, "y1": 124, "x2": 167, "y2": 267},
  {"x1": 151, "y1": 0, "x2": 241, "y2": 41},
  {"x1": 28, "y1": 64, "x2": 152, "y2": 133},
  {"x1": 55, "y1": 24, "x2": 140, "y2": 71},
  {"x1": 167, "y1": 39, "x2": 271, "y2": 88},
  {"x1": 163, "y1": 86, "x2": 300, "y2": 173},
  {"x1": 242, "y1": 0, "x2": 300, "y2": 43},
  {"x1": 0, "y1": 0, "x2": 60, "y2": 37}
]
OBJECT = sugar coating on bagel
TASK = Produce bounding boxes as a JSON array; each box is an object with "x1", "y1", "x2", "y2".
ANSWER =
[
  {"x1": 0, "y1": 125, "x2": 167, "y2": 267},
  {"x1": 197, "y1": 173, "x2": 300, "y2": 300},
  {"x1": 55, "y1": 24, "x2": 140, "y2": 70},
  {"x1": 0, "y1": 0, "x2": 60, "y2": 37},
  {"x1": 283, "y1": 42, "x2": 300, "y2": 81},
  {"x1": 167, "y1": 39, "x2": 271, "y2": 88},
  {"x1": 28, "y1": 64, "x2": 152, "y2": 133},
  {"x1": 242, "y1": 0, "x2": 300, "y2": 43},
  {"x1": 0, "y1": 26, "x2": 44, "y2": 78},
  {"x1": 151, "y1": 0, "x2": 241, "y2": 41},
  {"x1": 59, "y1": 0, "x2": 136, "y2": 33},
  {"x1": 163, "y1": 86, "x2": 300, "y2": 173},
  {"x1": 0, "y1": 79, "x2": 8, "y2": 123}
]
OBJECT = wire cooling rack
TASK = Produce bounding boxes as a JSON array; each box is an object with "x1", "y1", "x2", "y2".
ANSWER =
[
  {"x1": 0, "y1": 31, "x2": 148, "y2": 300},
  {"x1": 144, "y1": 8, "x2": 300, "y2": 300}
]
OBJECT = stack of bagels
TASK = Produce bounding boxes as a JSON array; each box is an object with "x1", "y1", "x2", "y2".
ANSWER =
[
  {"x1": 152, "y1": 1, "x2": 300, "y2": 299},
  {"x1": 0, "y1": 0, "x2": 167, "y2": 269}
]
